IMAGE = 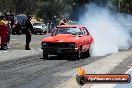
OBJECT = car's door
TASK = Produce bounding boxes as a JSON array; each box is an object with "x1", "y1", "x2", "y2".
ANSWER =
[{"x1": 82, "y1": 27, "x2": 92, "y2": 51}]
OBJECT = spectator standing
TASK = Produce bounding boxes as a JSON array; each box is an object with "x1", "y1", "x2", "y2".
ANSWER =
[
  {"x1": 10, "y1": 15, "x2": 15, "y2": 34},
  {"x1": 59, "y1": 18, "x2": 68, "y2": 25},
  {"x1": 25, "y1": 15, "x2": 33, "y2": 50},
  {"x1": 15, "y1": 21, "x2": 22, "y2": 35},
  {"x1": 6, "y1": 17, "x2": 12, "y2": 49},
  {"x1": 0, "y1": 16, "x2": 8, "y2": 50}
]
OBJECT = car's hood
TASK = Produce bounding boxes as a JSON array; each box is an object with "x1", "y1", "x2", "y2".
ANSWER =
[
  {"x1": 33, "y1": 26, "x2": 42, "y2": 29},
  {"x1": 42, "y1": 34, "x2": 81, "y2": 43}
]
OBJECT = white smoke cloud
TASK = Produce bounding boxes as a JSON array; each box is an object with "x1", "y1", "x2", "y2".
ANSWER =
[{"x1": 78, "y1": 4, "x2": 132, "y2": 56}]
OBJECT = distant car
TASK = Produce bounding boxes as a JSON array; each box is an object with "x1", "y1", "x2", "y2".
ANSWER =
[
  {"x1": 33, "y1": 22, "x2": 47, "y2": 34},
  {"x1": 16, "y1": 15, "x2": 27, "y2": 26},
  {"x1": 41, "y1": 25, "x2": 93, "y2": 59},
  {"x1": 12, "y1": 15, "x2": 27, "y2": 35}
]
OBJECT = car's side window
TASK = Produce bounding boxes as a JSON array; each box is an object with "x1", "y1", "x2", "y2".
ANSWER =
[
  {"x1": 82, "y1": 28, "x2": 89, "y2": 36},
  {"x1": 82, "y1": 29, "x2": 85, "y2": 35}
]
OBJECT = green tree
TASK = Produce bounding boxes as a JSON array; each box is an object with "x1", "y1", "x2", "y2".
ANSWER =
[
  {"x1": 113, "y1": 0, "x2": 132, "y2": 13},
  {"x1": 37, "y1": 0, "x2": 75, "y2": 32}
]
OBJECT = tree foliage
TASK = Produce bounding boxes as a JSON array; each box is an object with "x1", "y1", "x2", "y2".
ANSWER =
[
  {"x1": 0, "y1": 0, "x2": 131, "y2": 24},
  {"x1": 0, "y1": 0, "x2": 131, "y2": 16}
]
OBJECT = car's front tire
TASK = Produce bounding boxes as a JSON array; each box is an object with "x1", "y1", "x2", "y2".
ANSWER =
[{"x1": 43, "y1": 51, "x2": 48, "y2": 59}]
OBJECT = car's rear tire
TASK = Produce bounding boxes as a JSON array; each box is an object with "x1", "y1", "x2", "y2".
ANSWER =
[
  {"x1": 84, "y1": 49, "x2": 90, "y2": 58},
  {"x1": 43, "y1": 51, "x2": 48, "y2": 59}
]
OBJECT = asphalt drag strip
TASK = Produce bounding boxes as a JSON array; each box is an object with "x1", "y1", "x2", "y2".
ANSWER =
[
  {"x1": 0, "y1": 52, "x2": 103, "y2": 88},
  {"x1": 1, "y1": 49, "x2": 132, "y2": 88}
]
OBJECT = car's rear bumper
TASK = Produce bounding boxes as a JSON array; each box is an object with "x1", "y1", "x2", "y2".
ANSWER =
[{"x1": 41, "y1": 47, "x2": 79, "y2": 54}]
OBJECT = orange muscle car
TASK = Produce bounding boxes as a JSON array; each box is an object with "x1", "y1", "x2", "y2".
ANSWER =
[{"x1": 41, "y1": 25, "x2": 93, "y2": 59}]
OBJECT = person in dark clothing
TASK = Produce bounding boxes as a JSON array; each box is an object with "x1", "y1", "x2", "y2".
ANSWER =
[
  {"x1": 59, "y1": 18, "x2": 68, "y2": 25},
  {"x1": 15, "y1": 21, "x2": 22, "y2": 35},
  {"x1": 10, "y1": 17, "x2": 15, "y2": 35},
  {"x1": 6, "y1": 19, "x2": 11, "y2": 49},
  {"x1": 25, "y1": 15, "x2": 33, "y2": 50}
]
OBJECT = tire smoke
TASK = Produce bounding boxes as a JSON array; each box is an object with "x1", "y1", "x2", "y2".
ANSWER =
[{"x1": 78, "y1": 4, "x2": 132, "y2": 56}]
